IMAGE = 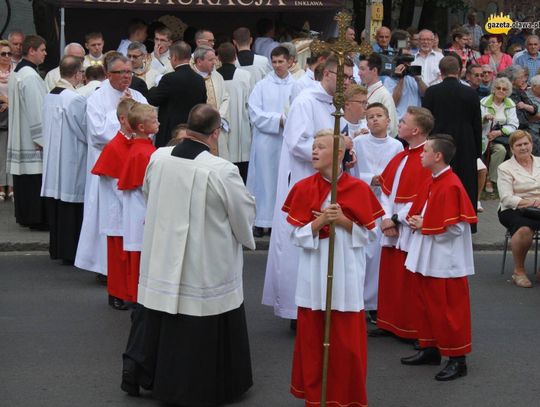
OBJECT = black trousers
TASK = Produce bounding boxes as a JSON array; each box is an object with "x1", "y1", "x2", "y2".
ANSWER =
[
  {"x1": 45, "y1": 198, "x2": 84, "y2": 262},
  {"x1": 12, "y1": 174, "x2": 48, "y2": 229}
]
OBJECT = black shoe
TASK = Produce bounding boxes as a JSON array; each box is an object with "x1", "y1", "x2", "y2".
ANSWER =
[
  {"x1": 121, "y1": 370, "x2": 140, "y2": 396},
  {"x1": 400, "y1": 348, "x2": 441, "y2": 366},
  {"x1": 95, "y1": 274, "x2": 108, "y2": 285},
  {"x1": 253, "y1": 226, "x2": 264, "y2": 238},
  {"x1": 367, "y1": 328, "x2": 392, "y2": 337},
  {"x1": 109, "y1": 295, "x2": 129, "y2": 311},
  {"x1": 366, "y1": 310, "x2": 378, "y2": 324},
  {"x1": 289, "y1": 319, "x2": 297, "y2": 331},
  {"x1": 435, "y1": 358, "x2": 467, "y2": 381}
]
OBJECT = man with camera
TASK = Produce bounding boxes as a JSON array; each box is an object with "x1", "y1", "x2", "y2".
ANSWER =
[{"x1": 384, "y1": 51, "x2": 426, "y2": 122}]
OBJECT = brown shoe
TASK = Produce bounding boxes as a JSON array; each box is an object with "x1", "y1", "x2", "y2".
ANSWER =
[{"x1": 512, "y1": 273, "x2": 532, "y2": 288}]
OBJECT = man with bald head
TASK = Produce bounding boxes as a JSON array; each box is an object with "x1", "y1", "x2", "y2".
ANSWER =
[
  {"x1": 44, "y1": 43, "x2": 86, "y2": 91},
  {"x1": 411, "y1": 29, "x2": 444, "y2": 86},
  {"x1": 147, "y1": 41, "x2": 207, "y2": 147},
  {"x1": 373, "y1": 26, "x2": 394, "y2": 55},
  {"x1": 121, "y1": 103, "x2": 255, "y2": 405}
]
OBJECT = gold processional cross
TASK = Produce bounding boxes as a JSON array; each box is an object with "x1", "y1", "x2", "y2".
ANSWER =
[{"x1": 308, "y1": 11, "x2": 372, "y2": 407}]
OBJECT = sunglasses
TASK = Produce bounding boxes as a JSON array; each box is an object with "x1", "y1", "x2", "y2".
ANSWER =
[
  {"x1": 495, "y1": 86, "x2": 508, "y2": 91},
  {"x1": 0, "y1": 52, "x2": 13, "y2": 57}
]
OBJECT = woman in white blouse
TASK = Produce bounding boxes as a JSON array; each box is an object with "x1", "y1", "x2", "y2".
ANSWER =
[{"x1": 498, "y1": 130, "x2": 540, "y2": 287}]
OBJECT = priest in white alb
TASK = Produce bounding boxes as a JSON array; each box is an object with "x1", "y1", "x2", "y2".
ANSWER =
[
  {"x1": 41, "y1": 56, "x2": 87, "y2": 263},
  {"x1": 263, "y1": 56, "x2": 353, "y2": 321},
  {"x1": 246, "y1": 45, "x2": 294, "y2": 237},
  {"x1": 75, "y1": 54, "x2": 147, "y2": 276}
]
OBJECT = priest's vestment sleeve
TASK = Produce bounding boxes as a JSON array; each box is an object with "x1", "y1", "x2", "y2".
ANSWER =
[
  {"x1": 283, "y1": 98, "x2": 317, "y2": 163},
  {"x1": 21, "y1": 74, "x2": 46, "y2": 146},
  {"x1": 248, "y1": 82, "x2": 282, "y2": 135}
]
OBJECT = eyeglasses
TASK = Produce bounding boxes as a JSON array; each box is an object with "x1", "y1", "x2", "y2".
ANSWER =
[
  {"x1": 348, "y1": 100, "x2": 368, "y2": 105},
  {"x1": 109, "y1": 70, "x2": 134, "y2": 75},
  {"x1": 127, "y1": 53, "x2": 143, "y2": 59},
  {"x1": 0, "y1": 52, "x2": 13, "y2": 57},
  {"x1": 471, "y1": 73, "x2": 482, "y2": 77},
  {"x1": 481, "y1": 72, "x2": 493, "y2": 76},
  {"x1": 495, "y1": 86, "x2": 508, "y2": 91},
  {"x1": 328, "y1": 70, "x2": 354, "y2": 81}
]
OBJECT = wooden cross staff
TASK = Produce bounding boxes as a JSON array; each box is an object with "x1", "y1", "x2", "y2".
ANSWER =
[{"x1": 309, "y1": 11, "x2": 372, "y2": 407}]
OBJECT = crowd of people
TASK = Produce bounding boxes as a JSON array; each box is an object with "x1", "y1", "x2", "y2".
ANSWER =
[{"x1": 1, "y1": 10, "x2": 540, "y2": 406}]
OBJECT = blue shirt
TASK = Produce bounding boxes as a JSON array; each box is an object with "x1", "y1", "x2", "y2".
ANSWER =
[
  {"x1": 515, "y1": 51, "x2": 540, "y2": 84},
  {"x1": 372, "y1": 43, "x2": 395, "y2": 56},
  {"x1": 382, "y1": 76, "x2": 421, "y2": 120}
]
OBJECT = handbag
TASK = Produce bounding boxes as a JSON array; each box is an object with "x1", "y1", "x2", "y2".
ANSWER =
[
  {"x1": 520, "y1": 207, "x2": 540, "y2": 221},
  {"x1": 491, "y1": 123, "x2": 509, "y2": 146}
]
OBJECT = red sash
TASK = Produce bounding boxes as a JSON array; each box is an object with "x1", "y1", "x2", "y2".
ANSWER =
[{"x1": 117, "y1": 138, "x2": 156, "y2": 191}]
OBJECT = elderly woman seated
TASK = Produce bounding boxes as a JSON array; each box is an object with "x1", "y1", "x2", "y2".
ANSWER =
[
  {"x1": 498, "y1": 130, "x2": 540, "y2": 288},
  {"x1": 481, "y1": 76, "x2": 518, "y2": 193}
]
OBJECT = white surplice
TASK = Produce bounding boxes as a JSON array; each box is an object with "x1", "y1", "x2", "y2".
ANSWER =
[
  {"x1": 235, "y1": 54, "x2": 270, "y2": 90},
  {"x1": 263, "y1": 82, "x2": 340, "y2": 319},
  {"x1": 349, "y1": 134, "x2": 403, "y2": 310},
  {"x1": 150, "y1": 50, "x2": 173, "y2": 74},
  {"x1": 7, "y1": 65, "x2": 47, "y2": 175},
  {"x1": 138, "y1": 152, "x2": 256, "y2": 316},
  {"x1": 223, "y1": 68, "x2": 252, "y2": 163},
  {"x1": 289, "y1": 68, "x2": 316, "y2": 103},
  {"x1": 41, "y1": 86, "x2": 87, "y2": 203},
  {"x1": 44, "y1": 67, "x2": 60, "y2": 92},
  {"x1": 294, "y1": 193, "x2": 377, "y2": 312},
  {"x1": 74, "y1": 80, "x2": 147, "y2": 275},
  {"x1": 405, "y1": 168, "x2": 475, "y2": 279},
  {"x1": 246, "y1": 71, "x2": 294, "y2": 228}
]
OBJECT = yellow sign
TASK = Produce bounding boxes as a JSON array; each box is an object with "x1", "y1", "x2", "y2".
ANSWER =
[
  {"x1": 371, "y1": 3, "x2": 383, "y2": 21},
  {"x1": 485, "y1": 12, "x2": 513, "y2": 35}
]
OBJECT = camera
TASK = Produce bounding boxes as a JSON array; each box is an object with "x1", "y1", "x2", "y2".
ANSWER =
[{"x1": 379, "y1": 51, "x2": 422, "y2": 78}]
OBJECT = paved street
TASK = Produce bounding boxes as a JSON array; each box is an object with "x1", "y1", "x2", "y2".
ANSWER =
[{"x1": 1, "y1": 251, "x2": 540, "y2": 407}]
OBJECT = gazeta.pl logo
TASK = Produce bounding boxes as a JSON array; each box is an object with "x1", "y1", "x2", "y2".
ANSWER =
[{"x1": 485, "y1": 13, "x2": 513, "y2": 35}]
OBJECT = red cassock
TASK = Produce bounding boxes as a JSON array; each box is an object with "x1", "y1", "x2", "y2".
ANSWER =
[
  {"x1": 117, "y1": 138, "x2": 156, "y2": 302},
  {"x1": 284, "y1": 172, "x2": 383, "y2": 407},
  {"x1": 407, "y1": 169, "x2": 477, "y2": 356},
  {"x1": 376, "y1": 145, "x2": 432, "y2": 339},
  {"x1": 91, "y1": 132, "x2": 132, "y2": 301}
]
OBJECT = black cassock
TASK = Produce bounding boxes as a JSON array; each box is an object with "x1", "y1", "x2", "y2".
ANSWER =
[
  {"x1": 147, "y1": 65, "x2": 208, "y2": 148},
  {"x1": 423, "y1": 77, "x2": 482, "y2": 232}
]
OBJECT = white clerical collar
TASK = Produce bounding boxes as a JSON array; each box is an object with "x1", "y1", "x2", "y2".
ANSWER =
[
  {"x1": 433, "y1": 165, "x2": 451, "y2": 178},
  {"x1": 368, "y1": 132, "x2": 390, "y2": 143},
  {"x1": 193, "y1": 66, "x2": 210, "y2": 78},
  {"x1": 322, "y1": 170, "x2": 344, "y2": 183}
]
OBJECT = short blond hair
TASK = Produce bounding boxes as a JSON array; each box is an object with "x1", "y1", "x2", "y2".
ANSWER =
[
  {"x1": 0, "y1": 40, "x2": 11, "y2": 50},
  {"x1": 344, "y1": 84, "x2": 367, "y2": 101},
  {"x1": 116, "y1": 98, "x2": 137, "y2": 120},
  {"x1": 128, "y1": 103, "x2": 156, "y2": 130},
  {"x1": 509, "y1": 130, "x2": 532, "y2": 148},
  {"x1": 314, "y1": 129, "x2": 345, "y2": 150}
]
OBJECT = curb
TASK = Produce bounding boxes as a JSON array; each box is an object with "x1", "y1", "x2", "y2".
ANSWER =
[{"x1": 0, "y1": 240, "x2": 504, "y2": 253}]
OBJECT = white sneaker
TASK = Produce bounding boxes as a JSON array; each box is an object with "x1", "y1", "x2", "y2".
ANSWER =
[{"x1": 477, "y1": 201, "x2": 484, "y2": 212}]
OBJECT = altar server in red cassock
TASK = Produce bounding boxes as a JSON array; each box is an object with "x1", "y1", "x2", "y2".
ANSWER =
[
  {"x1": 402, "y1": 134, "x2": 476, "y2": 381},
  {"x1": 118, "y1": 103, "x2": 157, "y2": 302},
  {"x1": 284, "y1": 130, "x2": 383, "y2": 407},
  {"x1": 91, "y1": 98, "x2": 136, "y2": 310},
  {"x1": 372, "y1": 106, "x2": 434, "y2": 339}
]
